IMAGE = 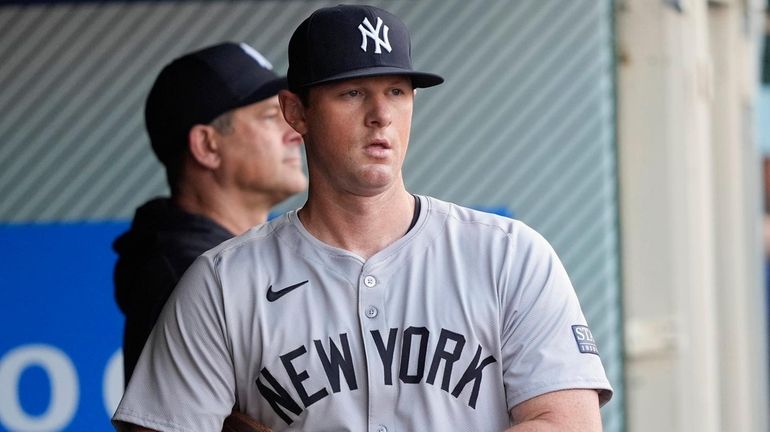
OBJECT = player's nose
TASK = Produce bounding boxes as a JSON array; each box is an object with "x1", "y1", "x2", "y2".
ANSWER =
[{"x1": 365, "y1": 94, "x2": 392, "y2": 128}]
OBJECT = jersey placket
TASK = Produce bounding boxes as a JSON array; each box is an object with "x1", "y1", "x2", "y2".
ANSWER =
[{"x1": 358, "y1": 261, "x2": 394, "y2": 432}]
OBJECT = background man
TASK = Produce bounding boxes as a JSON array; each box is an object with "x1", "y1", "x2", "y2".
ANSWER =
[{"x1": 113, "y1": 41, "x2": 306, "y2": 384}]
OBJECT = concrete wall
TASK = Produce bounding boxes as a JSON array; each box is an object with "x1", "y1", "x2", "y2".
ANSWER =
[{"x1": 617, "y1": 0, "x2": 769, "y2": 430}]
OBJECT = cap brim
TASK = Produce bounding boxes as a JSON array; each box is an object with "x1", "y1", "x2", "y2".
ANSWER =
[
  {"x1": 239, "y1": 76, "x2": 288, "y2": 106},
  {"x1": 299, "y1": 67, "x2": 444, "y2": 89}
]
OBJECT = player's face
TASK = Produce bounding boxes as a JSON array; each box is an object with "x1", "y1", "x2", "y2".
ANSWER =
[
  {"x1": 302, "y1": 75, "x2": 414, "y2": 197},
  {"x1": 215, "y1": 96, "x2": 307, "y2": 203}
]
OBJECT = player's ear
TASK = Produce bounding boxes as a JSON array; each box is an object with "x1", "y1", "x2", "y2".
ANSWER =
[
  {"x1": 279, "y1": 90, "x2": 307, "y2": 136},
  {"x1": 187, "y1": 124, "x2": 221, "y2": 170}
]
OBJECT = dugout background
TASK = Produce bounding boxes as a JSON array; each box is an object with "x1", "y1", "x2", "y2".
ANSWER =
[{"x1": 0, "y1": 1, "x2": 623, "y2": 431}]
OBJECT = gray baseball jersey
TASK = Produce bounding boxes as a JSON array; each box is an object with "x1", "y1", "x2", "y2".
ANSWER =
[{"x1": 113, "y1": 195, "x2": 612, "y2": 432}]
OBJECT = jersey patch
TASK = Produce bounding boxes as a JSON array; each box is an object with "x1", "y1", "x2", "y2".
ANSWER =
[{"x1": 571, "y1": 325, "x2": 599, "y2": 355}]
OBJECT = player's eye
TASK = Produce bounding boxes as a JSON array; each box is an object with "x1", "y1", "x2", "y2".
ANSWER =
[{"x1": 390, "y1": 88, "x2": 405, "y2": 96}]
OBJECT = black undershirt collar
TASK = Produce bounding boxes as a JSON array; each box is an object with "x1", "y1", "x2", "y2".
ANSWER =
[{"x1": 407, "y1": 194, "x2": 420, "y2": 233}]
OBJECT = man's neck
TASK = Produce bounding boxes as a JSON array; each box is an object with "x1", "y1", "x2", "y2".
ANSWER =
[
  {"x1": 298, "y1": 187, "x2": 416, "y2": 260},
  {"x1": 173, "y1": 190, "x2": 271, "y2": 236}
]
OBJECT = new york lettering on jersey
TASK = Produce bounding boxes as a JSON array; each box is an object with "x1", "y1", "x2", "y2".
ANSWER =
[{"x1": 256, "y1": 326, "x2": 497, "y2": 425}]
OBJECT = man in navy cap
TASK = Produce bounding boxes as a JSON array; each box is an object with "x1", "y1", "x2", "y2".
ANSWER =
[
  {"x1": 113, "y1": 41, "x2": 306, "y2": 386},
  {"x1": 113, "y1": 6, "x2": 611, "y2": 432}
]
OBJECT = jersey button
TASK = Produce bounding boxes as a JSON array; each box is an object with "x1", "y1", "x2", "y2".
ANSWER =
[
  {"x1": 365, "y1": 306, "x2": 378, "y2": 319},
  {"x1": 364, "y1": 275, "x2": 377, "y2": 287},
  {"x1": 376, "y1": 425, "x2": 388, "y2": 432}
]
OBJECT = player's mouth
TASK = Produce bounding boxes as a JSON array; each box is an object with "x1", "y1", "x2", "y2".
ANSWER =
[{"x1": 364, "y1": 139, "x2": 392, "y2": 158}]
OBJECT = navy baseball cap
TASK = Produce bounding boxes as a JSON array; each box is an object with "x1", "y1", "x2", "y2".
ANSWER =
[
  {"x1": 287, "y1": 4, "x2": 444, "y2": 92},
  {"x1": 145, "y1": 42, "x2": 287, "y2": 166}
]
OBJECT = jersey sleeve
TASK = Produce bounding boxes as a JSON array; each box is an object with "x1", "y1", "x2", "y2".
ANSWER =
[
  {"x1": 112, "y1": 253, "x2": 235, "y2": 432},
  {"x1": 499, "y1": 223, "x2": 613, "y2": 409}
]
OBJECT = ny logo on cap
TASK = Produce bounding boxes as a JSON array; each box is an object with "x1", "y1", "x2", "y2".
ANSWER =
[{"x1": 358, "y1": 17, "x2": 392, "y2": 54}]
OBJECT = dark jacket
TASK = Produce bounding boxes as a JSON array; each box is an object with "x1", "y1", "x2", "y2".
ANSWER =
[{"x1": 113, "y1": 197, "x2": 233, "y2": 384}]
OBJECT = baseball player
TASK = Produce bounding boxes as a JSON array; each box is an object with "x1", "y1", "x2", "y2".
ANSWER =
[{"x1": 112, "y1": 4, "x2": 612, "y2": 432}]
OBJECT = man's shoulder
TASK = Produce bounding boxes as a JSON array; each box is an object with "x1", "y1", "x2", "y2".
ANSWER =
[
  {"x1": 420, "y1": 195, "x2": 548, "y2": 246},
  {"x1": 422, "y1": 195, "x2": 519, "y2": 229},
  {"x1": 202, "y1": 212, "x2": 295, "y2": 261}
]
